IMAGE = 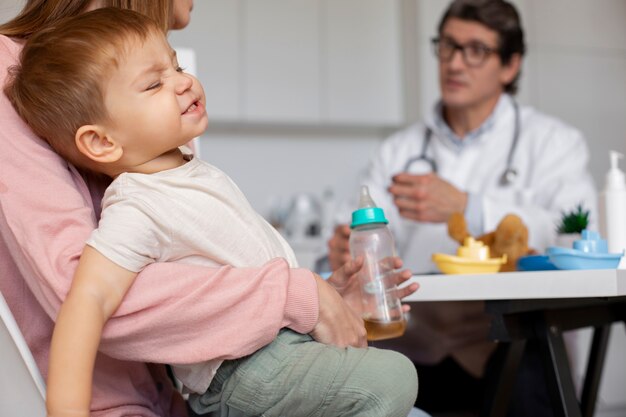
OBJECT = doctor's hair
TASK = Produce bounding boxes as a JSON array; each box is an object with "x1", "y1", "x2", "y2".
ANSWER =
[
  {"x1": 0, "y1": 0, "x2": 173, "y2": 39},
  {"x1": 4, "y1": 8, "x2": 164, "y2": 170},
  {"x1": 438, "y1": 0, "x2": 526, "y2": 94}
]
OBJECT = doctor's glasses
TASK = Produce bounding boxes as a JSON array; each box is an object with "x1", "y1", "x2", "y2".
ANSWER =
[{"x1": 431, "y1": 37, "x2": 500, "y2": 67}]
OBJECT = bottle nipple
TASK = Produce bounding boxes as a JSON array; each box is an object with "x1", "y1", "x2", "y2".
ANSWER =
[
  {"x1": 358, "y1": 185, "x2": 377, "y2": 209},
  {"x1": 351, "y1": 185, "x2": 388, "y2": 228}
]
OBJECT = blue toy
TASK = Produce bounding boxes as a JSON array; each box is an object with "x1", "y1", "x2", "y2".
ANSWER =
[
  {"x1": 516, "y1": 254, "x2": 558, "y2": 271},
  {"x1": 547, "y1": 230, "x2": 623, "y2": 270}
]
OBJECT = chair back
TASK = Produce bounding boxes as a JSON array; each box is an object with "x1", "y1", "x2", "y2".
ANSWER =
[{"x1": 0, "y1": 291, "x2": 46, "y2": 416}]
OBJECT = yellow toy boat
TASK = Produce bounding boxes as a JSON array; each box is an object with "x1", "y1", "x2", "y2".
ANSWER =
[{"x1": 432, "y1": 237, "x2": 507, "y2": 274}]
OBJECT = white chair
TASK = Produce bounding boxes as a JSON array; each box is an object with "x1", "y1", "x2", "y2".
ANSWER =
[
  {"x1": 408, "y1": 407, "x2": 432, "y2": 417},
  {"x1": 0, "y1": 290, "x2": 46, "y2": 416}
]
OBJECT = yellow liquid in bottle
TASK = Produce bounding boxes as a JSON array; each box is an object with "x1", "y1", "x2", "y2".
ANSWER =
[{"x1": 364, "y1": 318, "x2": 406, "y2": 341}]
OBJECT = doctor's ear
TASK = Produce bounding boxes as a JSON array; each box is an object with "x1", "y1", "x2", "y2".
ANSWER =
[
  {"x1": 75, "y1": 125, "x2": 123, "y2": 164},
  {"x1": 500, "y1": 53, "x2": 522, "y2": 86}
]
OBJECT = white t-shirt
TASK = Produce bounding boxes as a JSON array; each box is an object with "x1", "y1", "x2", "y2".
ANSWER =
[{"x1": 87, "y1": 155, "x2": 297, "y2": 393}]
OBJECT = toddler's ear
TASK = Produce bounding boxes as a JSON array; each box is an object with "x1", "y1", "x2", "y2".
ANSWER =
[{"x1": 75, "y1": 125, "x2": 123, "y2": 163}]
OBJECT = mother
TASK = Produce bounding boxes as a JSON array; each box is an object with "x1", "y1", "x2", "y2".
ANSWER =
[{"x1": 0, "y1": 1, "x2": 416, "y2": 416}]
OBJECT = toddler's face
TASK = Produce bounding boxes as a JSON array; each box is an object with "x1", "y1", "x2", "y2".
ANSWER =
[{"x1": 102, "y1": 30, "x2": 208, "y2": 166}]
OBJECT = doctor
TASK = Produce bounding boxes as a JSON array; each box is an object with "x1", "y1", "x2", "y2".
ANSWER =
[{"x1": 328, "y1": 0, "x2": 597, "y2": 415}]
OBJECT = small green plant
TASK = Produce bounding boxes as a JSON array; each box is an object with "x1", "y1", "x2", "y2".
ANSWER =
[{"x1": 556, "y1": 203, "x2": 590, "y2": 234}]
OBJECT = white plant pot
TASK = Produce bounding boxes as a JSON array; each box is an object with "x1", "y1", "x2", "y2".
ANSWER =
[{"x1": 555, "y1": 233, "x2": 581, "y2": 249}]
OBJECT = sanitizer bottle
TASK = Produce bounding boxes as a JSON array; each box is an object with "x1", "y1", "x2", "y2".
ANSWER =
[
  {"x1": 599, "y1": 151, "x2": 626, "y2": 254},
  {"x1": 349, "y1": 186, "x2": 406, "y2": 341}
]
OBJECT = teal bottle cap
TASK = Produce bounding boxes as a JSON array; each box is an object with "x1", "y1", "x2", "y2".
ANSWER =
[
  {"x1": 350, "y1": 207, "x2": 388, "y2": 228},
  {"x1": 350, "y1": 185, "x2": 389, "y2": 228}
]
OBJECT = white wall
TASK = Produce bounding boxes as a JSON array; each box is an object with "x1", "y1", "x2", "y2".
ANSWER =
[
  {"x1": 0, "y1": 0, "x2": 23, "y2": 22},
  {"x1": 526, "y1": 0, "x2": 626, "y2": 190}
]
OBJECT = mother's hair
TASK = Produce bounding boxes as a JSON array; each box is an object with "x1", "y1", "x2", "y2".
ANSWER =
[{"x1": 0, "y1": 0, "x2": 174, "y2": 38}]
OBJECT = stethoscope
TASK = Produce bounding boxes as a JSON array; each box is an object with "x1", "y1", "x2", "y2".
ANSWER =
[{"x1": 402, "y1": 101, "x2": 521, "y2": 187}]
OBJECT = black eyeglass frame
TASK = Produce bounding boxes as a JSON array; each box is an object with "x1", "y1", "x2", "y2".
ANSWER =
[{"x1": 431, "y1": 37, "x2": 500, "y2": 68}]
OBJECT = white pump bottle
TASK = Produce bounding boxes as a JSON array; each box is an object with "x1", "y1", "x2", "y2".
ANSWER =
[{"x1": 599, "y1": 151, "x2": 626, "y2": 255}]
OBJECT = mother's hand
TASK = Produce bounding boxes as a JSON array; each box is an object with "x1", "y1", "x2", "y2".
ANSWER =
[{"x1": 327, "y1": 256, "x2": 419, "y2": 316}]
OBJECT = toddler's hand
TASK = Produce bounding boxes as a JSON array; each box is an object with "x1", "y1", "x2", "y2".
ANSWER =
[
  {"x1": 328, "y1": 256, "x2": 419, "y2": 316},
  {"x1": 325, "y1": 256, "x2": 363, "y2": 309},
  {"x1": 327, "y1": 224, "x2": 352, "y2": 271}
]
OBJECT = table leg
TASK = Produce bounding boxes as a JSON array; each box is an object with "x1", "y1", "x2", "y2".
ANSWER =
[
  {"x1": 481, "y1": 340, "x2": 526, "y2": 417},
  {"x1": 537, "y1": 317, "x2": 582, "y2": 417},
  {"x1": 580, "y1": 325, "x2": 610, "y2": 417}
]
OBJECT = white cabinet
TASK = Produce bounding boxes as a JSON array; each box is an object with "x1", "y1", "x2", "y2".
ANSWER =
[
  {"x1": 324, "y1": 0, "x2": 403, "y2": 125},
  {"x1": 170, "y1": 0, "x2": 404, "y2": 126},
  {"x1": 244, "y1": 0, "x2": 321, "y2": 123}
]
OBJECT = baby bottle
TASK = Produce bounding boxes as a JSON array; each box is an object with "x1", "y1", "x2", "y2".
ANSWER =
[{"x1": 349, "y1": 185, "x2": 406, "y2": 341}]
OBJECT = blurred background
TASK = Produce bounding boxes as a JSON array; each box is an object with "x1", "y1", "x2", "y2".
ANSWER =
[
  {"x1": 170, "y1": 0, "x2": 626, "y2": 223},
  {"x1": 1, "y1": 1, "x2": 625, "y2": 415},
  {"x1": 3, "y1": 1, "x2": 623, "y2": 227}
]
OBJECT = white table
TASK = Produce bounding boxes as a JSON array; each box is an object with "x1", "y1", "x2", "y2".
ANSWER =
[
  {"x1": 401, "y1": 269, "x2": 626, "y2": 417},
  {"x1": 404, "y1": 269, "x2": 626, "y2": 302}
]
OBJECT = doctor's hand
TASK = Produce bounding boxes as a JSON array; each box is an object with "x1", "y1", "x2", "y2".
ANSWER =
[
  {"x1": 389, "y1": 172, "x2": 468, "y2": 223},
  {"x1": 311, "y1": 273, "x2": 367, "y2": 348},
  {"x1": 327, "y1": 224, "x2": 352, "y2": 271},
  {"x1": 327, "y1": 256, "x2": 418, "y2": 317}
]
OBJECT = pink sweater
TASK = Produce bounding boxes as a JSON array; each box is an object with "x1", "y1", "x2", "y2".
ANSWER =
[{"x1": 0, "y1": 35, "x2": 319, "y2": 417}]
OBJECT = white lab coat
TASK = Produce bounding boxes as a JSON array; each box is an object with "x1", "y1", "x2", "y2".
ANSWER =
[{"x1": 342, "y1": 94, "x2": 598, "y2": 274}]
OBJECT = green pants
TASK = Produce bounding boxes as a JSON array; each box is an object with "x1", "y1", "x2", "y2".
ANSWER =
[{"x1": 189, "y1": 329, "x2": 418, "y2": 417}]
